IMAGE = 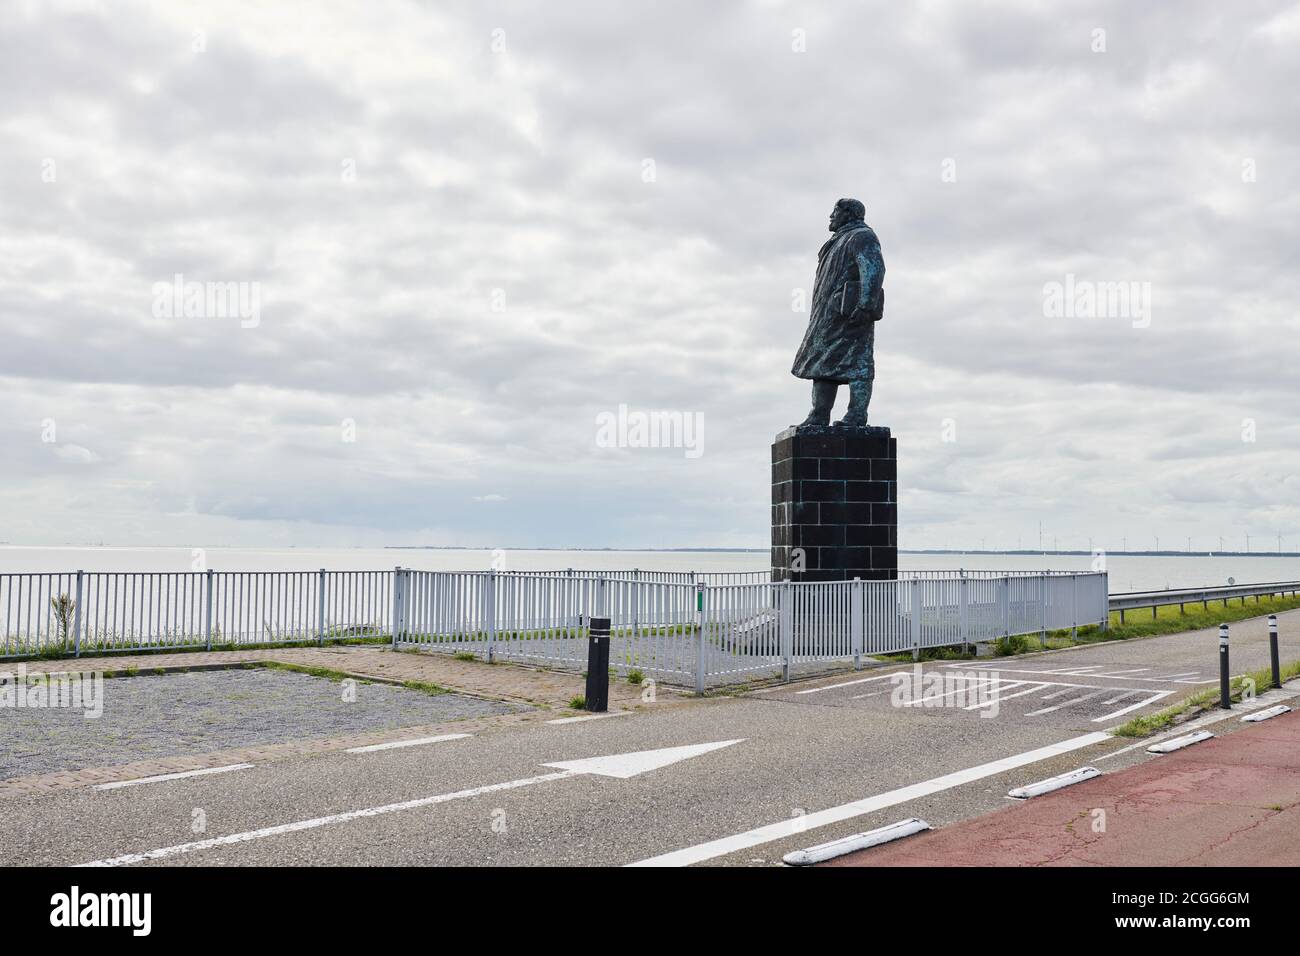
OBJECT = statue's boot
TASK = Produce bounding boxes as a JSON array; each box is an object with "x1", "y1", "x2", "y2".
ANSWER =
[
  {"x1": 799, "y1": 380, "x2": 837, "y2": 426},
  {"x1": 835, "y1": 378, "x2": 872, "y2": 427}
]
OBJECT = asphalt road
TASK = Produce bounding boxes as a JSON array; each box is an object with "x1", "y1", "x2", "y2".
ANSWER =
[{"x1": 4, "y1": 608, "x2": 1298, "y2": 867}]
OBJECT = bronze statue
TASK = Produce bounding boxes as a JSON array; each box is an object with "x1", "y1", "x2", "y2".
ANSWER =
[{"x1": 792, "y1": 198, "x2": 885, "y2": 427}]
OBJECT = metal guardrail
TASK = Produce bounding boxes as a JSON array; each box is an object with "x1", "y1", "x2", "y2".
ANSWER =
[{"x1": 1109, "y1": 580, "x2": 1300, "y2": 621}]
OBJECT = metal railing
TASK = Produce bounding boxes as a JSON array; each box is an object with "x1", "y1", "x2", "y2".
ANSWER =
[
  {"x1": 2, "y1": 568, "x2": 1109, "y2": 684},
  {"x1": 391, "y1": 570, "x2": 1110, "y2": 690},
  {"x1": 1109, "y1": 580, "x2": 1300, "y2": 622},
  {"x1": 1, "y1": 569, "x2": 395, "y2": 658}
]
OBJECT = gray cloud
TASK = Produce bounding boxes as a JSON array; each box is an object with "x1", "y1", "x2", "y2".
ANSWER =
[{"x1": 1, "y1": 0, "x2": 1297, "y2": 553}]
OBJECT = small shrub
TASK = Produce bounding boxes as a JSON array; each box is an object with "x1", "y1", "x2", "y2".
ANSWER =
[
  {"x1": 569, "y1": 695, "x2": 586, "y2": 710},
  {"x1": 626, "y1": 669, "x2": 645, "y2": 685},
  {"x1": 50, "y1": 593, "x2": 76, "y2": 647},
  {"x1": 994, "y1": 634, "x2": 1032, "y2": 656},
  {"x1": 453, "y1": 651, "x2": 477, "y2": 662}
]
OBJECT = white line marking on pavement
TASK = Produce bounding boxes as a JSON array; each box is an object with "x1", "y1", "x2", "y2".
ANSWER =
[
  {"x1": 1024, "y1": 692, "x2": 1105, "y2": 716},
  {"x1": 1038, "y1": 688, "x2": 1076, "y2": 701},
  {"x1": 80, "y1": 771, "x2": 577, "y2": 866},
  {"x1": 951, "y1": 664, "x2": 1212, "y2": 685},
  {"x1": 345, "y1": 734, "x2": 471, "y2": 754},
  {"x1": 79, "y1": 739, "x2": 745, "y2": 867},
  {"x1": 1103, "y1": 690, "x2": 1142, "y2": 705},
  {"x1": 962, "y1": 684, "x2": 1052, "y2": 710},
  {"x1": 795, "y1": 673, "x2": 902, "y2": 695},
  {"x1": 94, "y1": 764, "x2": 254, "y2": 791},
  {"x1": 626, "y1": 731, "x2": 1112, "y2": 867},
  {"x1": 782, "y1": 818, "x2": 931, "y2": 866},
  {"x1": 904, "y1": 678, "x2": 1027, "y2": 707},
  {"x1": 1092, "y1": 691, "x2": 1173, "y2": 723},
  {"x1": 547, "y1": 711, "x2": 633, "y2": 725},
  {"x1": 1100, "y1": 668, "x2": 1151, "y2": 676}
]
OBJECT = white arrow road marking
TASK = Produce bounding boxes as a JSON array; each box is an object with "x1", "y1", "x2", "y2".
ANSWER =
[
  {"x1": 627, "y1": 731, "x2": 1112, "y2": 867},
  {"x1": 77, "y1": 739, "x2": 745, "y2": 867},
  {"x1": 543, "y1": 739, "x2": 743, "y2": 778}
]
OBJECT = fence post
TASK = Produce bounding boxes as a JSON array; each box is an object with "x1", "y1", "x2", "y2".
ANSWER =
[
  {"x1": 1100, "y1": 572, "x2": 1110, "y2": 631},
  {"x1": 1070, "y1": 573, "x2": 1078, "y2": 642},
  {"x1": 780, "y1": 582, "x2": 793, "y2": 682},
  {"x1": 204, "y1": 568, "x2": 214, "y2": 651},
  {"x1": 911, "y1": 577, "x2": 922, "y2": 661},
  {"x1": 851, "y1": 577, "x2": 863, "y2": 670},
  {"x1": 73, "y1": 567, "x2": 83, "y2": 658},
  {"x1": 486, "y1": 569, "x2": 496, "y2": 663},
  {"x1": 632, "y1": 568, "x2": 640, "y2": 635},
  {"x1": 1039, "y1": 572, "x2": 1048, "y2": 648},
  {"x1": 391, "y1": 566, "x2": 401, "y2": 647},
  {"x1": 1000, "y1": 576, "x2": 1009, "y2": 639},
  {"x1": 959, "y1": 572, "x2": 969, "y2": 654},
  {"x1": 695, "y1": 581, "x2": 707, "y2": 694},
  {"x1": 315, "y1": 569, "x2": 326, "y2": 645}
]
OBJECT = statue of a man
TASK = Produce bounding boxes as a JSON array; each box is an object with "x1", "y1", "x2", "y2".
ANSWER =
[{"x1": 791, "y1": 198, "x2": 885, "y2": 427}]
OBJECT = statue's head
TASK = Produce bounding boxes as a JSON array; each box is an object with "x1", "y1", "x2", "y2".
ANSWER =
[{"x1": 828, "y1": 197, "x2": 865, "y2": 232}]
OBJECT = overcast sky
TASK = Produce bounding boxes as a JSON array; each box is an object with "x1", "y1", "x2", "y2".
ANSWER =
[{"x1": 2, "y1": 0, "x2": 1298, "y2": 553}]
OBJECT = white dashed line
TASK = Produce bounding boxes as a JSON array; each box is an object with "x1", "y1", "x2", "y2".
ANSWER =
[
  {"x1": 1092, "y1": 692, "x2": 1173, "y2": 723},
  {"x1": 345, "y1": 734, "x2": 471, "y2": 754},
  {"x1": 547, "y1": 711, "x2": 634, "y2": 725},
  {"x1": 795, "y1": 672, "x2": 903, "y2": 695},
  {"x1": 1024, "y1": 691, "x2": 1106, "y2": 716},
  {"x1": 94, "y1": 764, "x2": 254, "y2": 791}
]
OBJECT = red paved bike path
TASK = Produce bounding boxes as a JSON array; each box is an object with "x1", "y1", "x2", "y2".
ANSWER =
[{"x1": 829, "y1": 709, "x2": 1300, "y2": 867}]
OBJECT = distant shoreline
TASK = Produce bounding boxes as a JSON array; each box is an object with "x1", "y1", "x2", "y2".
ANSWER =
[{"x1": 4, "y1": 544, "x2": 1299, "y2": 559}]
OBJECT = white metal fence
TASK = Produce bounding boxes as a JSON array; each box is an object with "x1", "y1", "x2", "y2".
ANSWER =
[
  {"x1": 391, "y1": 570, "x2": 1109, "y2": 690},
  {"x1": 0, "y1": 569, "x2": 396, "y2": 658},
  {"x1": 2, "y1": 568, "x2": 1109, "y2": 689}
]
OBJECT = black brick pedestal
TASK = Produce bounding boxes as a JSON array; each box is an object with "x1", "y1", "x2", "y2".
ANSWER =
[{"x1": 771, "y1": 424, "x2": 897, "y2": 582}]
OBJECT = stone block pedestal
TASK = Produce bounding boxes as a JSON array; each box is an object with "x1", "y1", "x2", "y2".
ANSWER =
[{"x1": 771, "y1": 424, "x2": 897, "y2": 582}]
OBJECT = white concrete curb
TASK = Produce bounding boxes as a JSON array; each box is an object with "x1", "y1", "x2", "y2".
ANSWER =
[{"x1": 782, "y1": 818, "x2": 931, "y2": 866}]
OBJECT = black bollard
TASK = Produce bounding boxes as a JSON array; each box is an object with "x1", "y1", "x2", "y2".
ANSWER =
[
  {"x1": 1269, "y1": 615, "x2": 1281, "y2": 689},
  {"x1": 585, "y1": 616, "x2": 610, "y2": 712},
  {"x1": 1219, "y1": 623, "x2": 1231, "y2": 709}
]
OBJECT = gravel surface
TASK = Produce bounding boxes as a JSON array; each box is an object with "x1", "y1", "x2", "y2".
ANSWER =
[{"x1": 0, "y1": 668, "x2": 523, "y2": 779}]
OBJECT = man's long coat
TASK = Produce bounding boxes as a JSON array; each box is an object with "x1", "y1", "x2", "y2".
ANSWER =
[{"x1": 791, "y1": 221, "x2": 885, "y2": 383}]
